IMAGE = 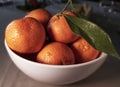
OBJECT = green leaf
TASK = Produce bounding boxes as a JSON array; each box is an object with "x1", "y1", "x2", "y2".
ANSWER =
[{"x1": 64, "y1": 14, "x2": 120, "y2": 59}]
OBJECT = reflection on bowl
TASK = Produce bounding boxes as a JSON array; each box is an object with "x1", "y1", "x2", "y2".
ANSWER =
[{"x1": 4, "y1": 40, "x2": 107, "y2": 85}]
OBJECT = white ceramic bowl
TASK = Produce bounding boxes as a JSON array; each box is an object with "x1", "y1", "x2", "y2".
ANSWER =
[{"x1": 5, "y1": 41, "x2": 107, "y2": 85}]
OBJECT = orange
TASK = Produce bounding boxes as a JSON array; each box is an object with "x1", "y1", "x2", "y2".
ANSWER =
[
  {"x1": 5, "y1": 17, "x2": 46, "y2": 53},
  {"x1": 71, "y1": 38, "x2": 100, "y2": 63},
  {"x1": 48, "y1": 10, "x2": 79, "y2": 44},
  {"x1": 25, "y1": 8, "x2": 52, "y2": 27},
  {"x1": 37, "y1": 42, "x2": 75, "y2": 65}
]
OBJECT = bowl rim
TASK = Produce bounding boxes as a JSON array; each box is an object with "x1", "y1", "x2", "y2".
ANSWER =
[{"x1": 4, "y1": 40, "x2": 107, "y2": 68}]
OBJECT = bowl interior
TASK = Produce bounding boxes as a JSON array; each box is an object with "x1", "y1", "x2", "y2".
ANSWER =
[{"x1": 4, "y1": 40, "x2": 107, "y2": 68}]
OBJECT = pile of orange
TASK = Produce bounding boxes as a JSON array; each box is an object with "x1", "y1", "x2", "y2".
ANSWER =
[{"x1": 5, "y1": 8, "x2": 100, "y2": 65}]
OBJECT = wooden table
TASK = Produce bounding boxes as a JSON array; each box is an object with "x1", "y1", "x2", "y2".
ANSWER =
[{"x1": 0, "y1": 1, "x2": 120, "y2": 87}]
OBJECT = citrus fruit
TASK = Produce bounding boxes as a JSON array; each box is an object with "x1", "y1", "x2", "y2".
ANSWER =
[
  {"x1": 25, "y1": 8, "x2": 52, "y2": 27},
  {"x1": 48, "y1": 10, "x2": 79, "y2": 44},
  {"x1": 37, "y1": 42, "x2": 75, "y2": 65},
  {"x1": 71, "y1": 38, "x2": 100, "y2": 63},
  {"x1": 5, "y1": 17, "x2": 46, "y2": 53}
]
